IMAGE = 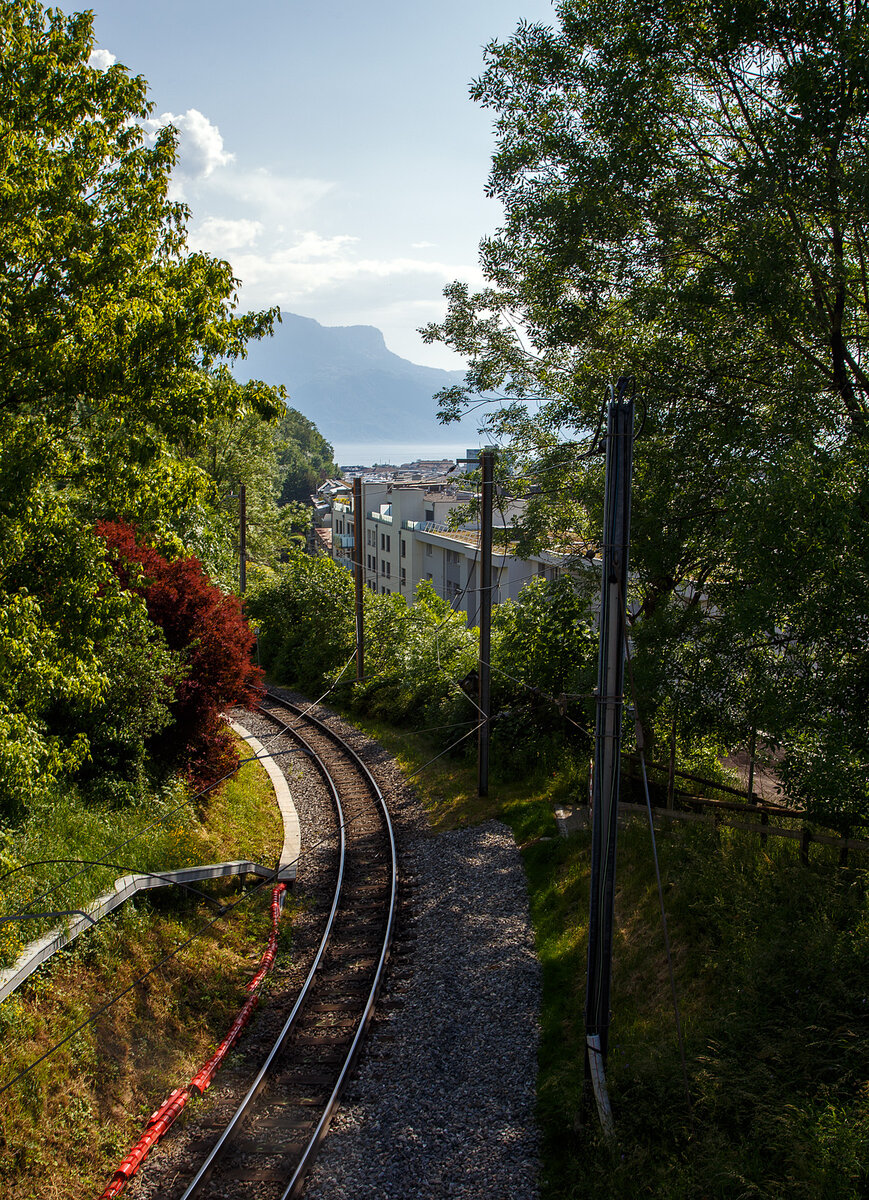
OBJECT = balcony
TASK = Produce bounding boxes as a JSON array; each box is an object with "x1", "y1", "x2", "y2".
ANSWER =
[
  {"x1": 401, "y1": 518, "x2": 450, "y2": 533},
  {"x1": 335, "y1": 533, "x2": 355, "y2": 549},
  {"x1": 367, "y1": 510, "x2": 393, "y2": 524}
]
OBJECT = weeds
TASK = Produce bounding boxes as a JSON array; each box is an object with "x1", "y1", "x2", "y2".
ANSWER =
[
  {"x1": 340, "y1": 714, "x2": 869, "y2": 1200},
  {"x1": 0, "y1": 733, "x2": 285, "y2": 1199}
]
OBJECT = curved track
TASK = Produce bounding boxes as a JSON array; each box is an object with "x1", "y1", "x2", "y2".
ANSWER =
[{"x1": 174, "y1": 691, "x2": 398, "y2": 1200}]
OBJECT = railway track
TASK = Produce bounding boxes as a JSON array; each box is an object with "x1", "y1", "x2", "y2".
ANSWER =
[{"x1": 165, "y1": 690, "x2": 398, "y2": 1200}]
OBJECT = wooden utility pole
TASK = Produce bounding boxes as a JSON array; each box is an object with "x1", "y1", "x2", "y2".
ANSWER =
[
  {"x1": 478, "y1": 448, "x2": 495, "y2": 797},
  {"x1": 666, "y1": 715, "x2": 677, "y2": 810},
  {"x1": 238, "y1": 483, "x2": 247, "y2": 595},
  {"x1": 353, "y1": 476, "x2": 365, "y2": 682},
  {"x1": 747, "y1": 726, "x2": 757, "y2": 804},
  {"x1": 585, "y1": 379, "x2": 634, "y2": 1070}
]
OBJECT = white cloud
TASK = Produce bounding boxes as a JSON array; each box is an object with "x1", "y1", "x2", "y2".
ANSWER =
[
  {"x1": 146, "y1": 108, "x2": 234, "y2": 181},
  {"x1": 133, "y1": 104, "x2": 472, "y2": 367},
  {"x1": 209, "y1": 168, "x2": 334, "y2": 221},
  {"x1": 187, "y1": 217, "x2": 264, "y2": 254},
  {"x1": 227, "y1": 241, "x2": 481, "y2": 302},
  {"x1": 88, "y1": 48, "x2": 116, "y2": 71},
  {"x1": 140, "y1": 107, "x2": 333, "y2": 222}
]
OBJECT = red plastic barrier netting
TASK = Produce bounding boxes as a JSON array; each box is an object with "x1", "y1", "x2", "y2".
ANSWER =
[{"x1": 99, "y1": 883, "x2": 287, "y2": 1200}]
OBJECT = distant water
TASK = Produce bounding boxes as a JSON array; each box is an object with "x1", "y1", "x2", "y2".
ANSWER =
[{"x1": 331, "y1": 440, "x2": 478, "y2": 468}]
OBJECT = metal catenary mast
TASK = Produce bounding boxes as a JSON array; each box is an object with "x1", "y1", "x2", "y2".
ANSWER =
[{"x1": 584, "y1": 377, "x2": 634, "y2": 1133}]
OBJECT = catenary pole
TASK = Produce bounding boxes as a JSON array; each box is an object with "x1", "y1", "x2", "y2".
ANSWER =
[
  {"x1": 478, "y1": 447, "x2": 495, "y2": 796},
  {"x1": 585, "y1": 378, "x2": 634, "y2": 1070},
  {"x1": 239, "y1": 483, "x2": 247, "y2": 595},
  {"x1": 353, "y1": 475, "x2": 365, "y2": 682}
]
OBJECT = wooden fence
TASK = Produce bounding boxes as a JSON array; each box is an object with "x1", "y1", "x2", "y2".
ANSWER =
[{"x1": 618, "y1": 755, "x2": 869, "y2": 866}]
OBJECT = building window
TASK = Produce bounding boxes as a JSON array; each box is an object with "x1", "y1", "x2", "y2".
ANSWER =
[
  {"x1": 381, "y1": 532, "x2": 391, "y2": 551},
  {"x1": 425, "y1": 544, "x2": 433, "y2": 557},
  {"x1": 382, "y1": 560, "x2": 390, "y2": 577},
  {"x1": 401, "y1": 567, "x2": 406, "y2": 585},
  {"x1": 401, "y1": 539, "x2": 406, "y2": 558},
  {"x1": 426, "y1": 572, "x2": 433, "y2": 581},
  {"x1": 425, "y1": 508, "x2": 434, "y2": 521}
]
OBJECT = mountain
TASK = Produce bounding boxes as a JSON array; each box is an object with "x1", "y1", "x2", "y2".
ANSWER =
[{"x1": 234, "y1": 312, "x2": 478, "y2": 444}]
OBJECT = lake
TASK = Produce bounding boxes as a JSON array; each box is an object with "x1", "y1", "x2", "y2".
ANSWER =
[{"x1": 331, "y1": 440, "x2": 487, "y2": 468}]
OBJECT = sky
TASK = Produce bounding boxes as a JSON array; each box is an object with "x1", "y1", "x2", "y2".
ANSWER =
[{"x1": 88, "y1": 0, "x2": 558, "y2": 371}]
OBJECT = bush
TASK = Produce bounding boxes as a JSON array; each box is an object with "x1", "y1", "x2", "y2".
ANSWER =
[
  {"x1": 354, "y1": 582, "x2": 477, "y2": 725},
  {"x1": 247, "y1": 550, "x2": 356, "y2": 694},
  {"x1": 97, "y1": 521, "x2": 264, "y2": 789},
  {"x1": 251, "y1": 559, "x2": 600, "y2": 779},
  {"x1": 0, "y1": 505, "x2": 179, "y2": 819},
  {"x1": 489, "y1": 576, "x2": 597, "y2": 776}
]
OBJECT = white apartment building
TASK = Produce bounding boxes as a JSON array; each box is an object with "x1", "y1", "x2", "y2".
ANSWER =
[{"x1": 330, "y1": 481, "x2": 569, "y2": 622}]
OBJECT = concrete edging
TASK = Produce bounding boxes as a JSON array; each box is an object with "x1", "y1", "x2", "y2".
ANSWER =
[
  {"x1": 0, "y1": 716, "x2": 300, "y2": 1005},
  {"x1": 227, "y1": 718, "x2": 300, "y2": 881}
]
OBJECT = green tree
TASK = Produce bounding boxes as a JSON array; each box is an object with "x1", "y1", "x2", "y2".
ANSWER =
[
  {"x1": 0, "y1": 2, "x2": 283, "y2": 538},
  {"x1": 0, "y1": 2, "x2": 283, "y2": 812},
  {"x1": 275, "y1": 407, "x2": 339, "y2": 504},
  {"x1": 247, "y1": 550, "x2": 356, "y2": 694},
  {"x1": 424, "y1": 0, "x2": 869, "y2": 819},
  {"x1": 193, "y1": 383, "x2": 315, "y2": 583}
]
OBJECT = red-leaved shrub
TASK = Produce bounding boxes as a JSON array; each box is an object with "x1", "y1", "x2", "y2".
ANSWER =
[{"x1": 96, "y1": 520, "x2": 264, "y2": 789}]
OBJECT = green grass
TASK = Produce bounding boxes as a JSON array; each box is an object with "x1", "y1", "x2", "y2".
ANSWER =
[
  {"x1": 327, "y1": 707, "x2": 869, "y2": 1200},
  {"x1": 0, "y1": 735, "x2": 282, "y2": 968},
  {"x1": 0, "y1": 733, "x2": 288, "y2": 1200}
]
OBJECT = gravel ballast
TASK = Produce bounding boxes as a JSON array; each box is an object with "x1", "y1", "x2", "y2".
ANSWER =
[
  {"x1": 129, "y1": 695, "x2": 542, "y2": 1198},
  {"x1": 304, "y1": 818, "x2": 541, "y2": 1200}
]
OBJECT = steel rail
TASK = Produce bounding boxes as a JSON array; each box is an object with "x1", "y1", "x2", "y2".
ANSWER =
[
  {"x1": 180, "y1": 691, "x2": 397, "y2": 1200},
  {"x1": 179, "y1": 708, "x2": 347, "y2": 1198},
  {"x1": 268, "y1": 692, "x2": 398, "y2": 1200}
]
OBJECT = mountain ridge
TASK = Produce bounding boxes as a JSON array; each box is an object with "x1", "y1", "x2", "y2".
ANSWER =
[{"x1": 234, "y1": 311, "x2": 478, "y2": 444}]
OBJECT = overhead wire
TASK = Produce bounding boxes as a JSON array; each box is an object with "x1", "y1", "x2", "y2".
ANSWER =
[
  {"x1": 4, "y1": 593, "x2": 593, "y2": 1086},
  {"x1": 0, "y1": 866, "x2": 281, "y2": 1098},
  {"x1": 2, "y1": 398, "x2": 632, "y2": 1091},
  {"x1": 4, "y1": 650, "x2": 363, "y2": 923},
  {"x1": 2, "y1": 691, "x2": 491, "y2": 1093},
  {"x1": 1, "y1": 708, "x2": 405, "y2": 1094},
  {"x1": 405, "y1": 721, "x2": 486, "y2": 779},
  {"x1": 622, "y1": 606, "x2": 693, "y2": 1119}
]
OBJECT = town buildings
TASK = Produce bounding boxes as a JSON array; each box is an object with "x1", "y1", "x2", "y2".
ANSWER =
[{"x1": 321, "y1": 465, "x2": 573, "y2": 623}]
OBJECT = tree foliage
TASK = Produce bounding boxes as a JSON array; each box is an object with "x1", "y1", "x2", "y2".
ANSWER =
[
  {"x1": 248, "y1": 550, "x2": 357, "y2": 696},
  {"x1": 98, "y1": 521, "x2": 264, "y2": 789},
  {"x1": 193, "y1": 396, "x2": 337, "y2": 582},
  {"x1": 423, "y1": 0, "x2": 869, "y2": 818},
  {"x1": 0, "y1": 505, "x2": 178, "y2": 816},
  {"x1": 275, "y1": 408, "x2": 339, "y2": 505},
  {"x1": 251, "y1": 557, "x2": 597, "y2": 778},
  {"x1": 0, "y1": 2, "x2": 298, "y2": 816}
]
